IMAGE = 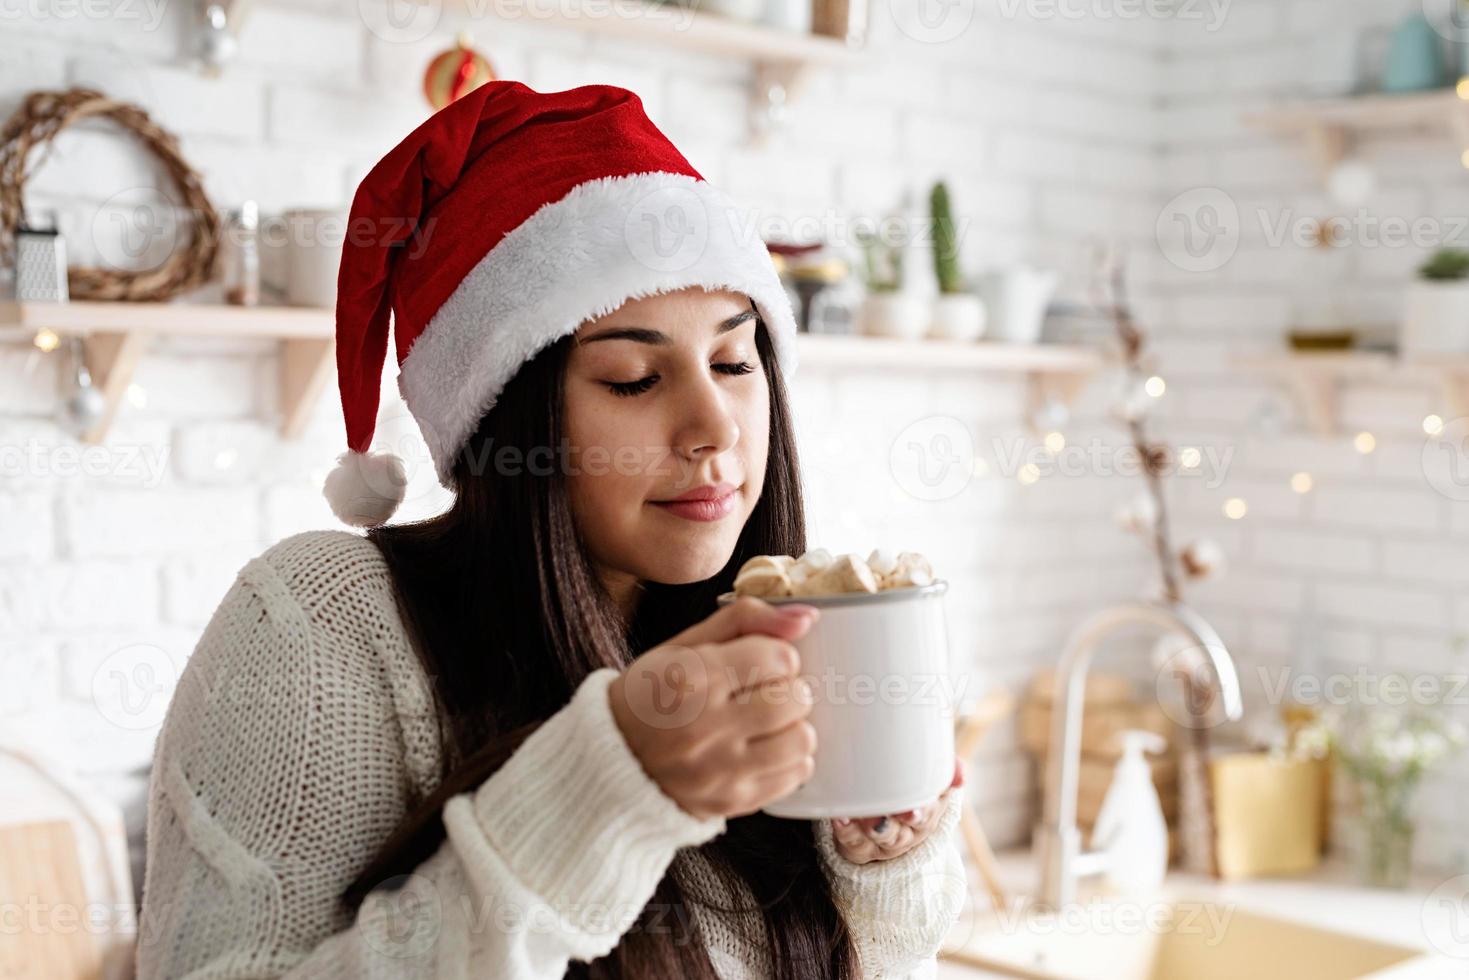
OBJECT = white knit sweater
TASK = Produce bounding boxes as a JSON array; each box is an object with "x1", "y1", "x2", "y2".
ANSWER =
[{"x1": 136, "y1": 529, "x2": 967, "y2": 979}]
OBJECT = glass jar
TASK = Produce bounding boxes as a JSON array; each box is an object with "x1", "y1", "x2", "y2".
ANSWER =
[
  {"x1": 1354, "y1": 778, "x2": 1416, "y2": 889},
  {"x1": 221, "y1": 200, "x2": 260, "y2": 307}
]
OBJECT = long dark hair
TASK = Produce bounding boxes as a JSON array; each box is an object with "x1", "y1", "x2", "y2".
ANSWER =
[{"x1": 343, "y1": 316, "x2": 858, "y2": 979}]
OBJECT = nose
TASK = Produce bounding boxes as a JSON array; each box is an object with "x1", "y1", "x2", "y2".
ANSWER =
[{"x1": 672, "y1": 368, "x2": 741, "y2": 463}]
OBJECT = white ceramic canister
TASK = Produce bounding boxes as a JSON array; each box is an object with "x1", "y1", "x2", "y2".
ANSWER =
[
  {"x1": 717, "y1": 581, "x2": 957, "y2": 818},
  {"x1": 274, "y1": 208, "x2": 349, "y2": 308}
]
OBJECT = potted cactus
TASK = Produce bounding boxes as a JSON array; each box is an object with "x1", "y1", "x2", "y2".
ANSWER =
[
  {"x1": 927, "y1": 181, "x2": 986, "y2": 341},
  {"x1": 855, "y1": 216, "x2": 928, "y2": 340},
  {"x1": 1401, "y1": 247, "x2": 1469, "y2": 354}
]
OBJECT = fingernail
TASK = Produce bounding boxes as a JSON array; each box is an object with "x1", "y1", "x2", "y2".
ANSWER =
[
  {"x1": 834, "y1": 818, "x2": 851, "y2": 827},
  {"x1": 779, "y1": 604, "x2": 819, "y2": 620}
]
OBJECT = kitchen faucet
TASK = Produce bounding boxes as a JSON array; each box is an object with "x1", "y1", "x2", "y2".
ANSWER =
[{"x1": 1033, "y1": 601, "x2": 1244, "y2": 909}]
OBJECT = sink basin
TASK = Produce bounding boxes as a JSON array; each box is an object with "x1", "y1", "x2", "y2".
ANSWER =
[{"x1": 941, "y1": 898, "x2": 1426, "y2": 980}]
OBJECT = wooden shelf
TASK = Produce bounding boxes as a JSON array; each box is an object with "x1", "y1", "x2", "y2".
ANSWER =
[
  {"x1": 455, "y1": 0, "x2": 863, "y2": 144},
  {"x1": 477, "y1": 0, "x2": 861, "y2": 64},
  {"x1": 0, "y1": 300, "x2": 335, "y2": 444},
  {"x1": 0, "y1": 300, "x2": 1107, "y2": 445},
  {"x1": 796, "y1": 332, "x2": 1102, "y2": 372},
  {"x1": 1242, "y1": 89, "x2": 1465, "y2": 133},
  {"x1": 1234, "y1": 348, "x2": 1469, "y2": 435},
  {"x1": 0, "y1": 298, "x2": 333, "y2": 339},
  {"x1": 796, "y1": 333, "x2": 1106, "y2": 422},
  {"x1": 1241, "y1": 88, "x2": 1469, "y2": 174}
]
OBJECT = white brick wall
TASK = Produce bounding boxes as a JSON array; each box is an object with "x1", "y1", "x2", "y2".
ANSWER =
[
  {"x1": 23, "y1": 0, "x2": 1462, "y2": 883},
  {"x1": 1157, "y1": 0, "x2": 1469, "y2": 873}
]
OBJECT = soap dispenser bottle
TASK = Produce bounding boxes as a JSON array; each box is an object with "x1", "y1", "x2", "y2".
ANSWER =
[{"x1": 1090, "y1": 729, "x2": 1170, "y2": 894}]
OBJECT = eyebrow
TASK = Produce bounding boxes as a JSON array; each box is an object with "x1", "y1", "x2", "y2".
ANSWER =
[{"x1": 578, "y1": 308, "x2": 759, "y2": 346}]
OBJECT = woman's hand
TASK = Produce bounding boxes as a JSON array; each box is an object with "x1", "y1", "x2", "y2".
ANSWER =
[
  {"x1": 609, "y1": 597, "x2": 820, "y2": 821},
  {"x1": 830, "y1": 758, "x2": 964, "y2": 865}
]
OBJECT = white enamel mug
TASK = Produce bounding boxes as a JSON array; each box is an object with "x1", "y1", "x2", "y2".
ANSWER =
[{"x1": 717, "y1": 582, "x2": 957, "y2": 819}]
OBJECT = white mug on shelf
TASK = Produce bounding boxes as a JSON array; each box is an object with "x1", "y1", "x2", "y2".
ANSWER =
[{"x1": 978, "y1": 265, "x2": 1057, "y2": 344}]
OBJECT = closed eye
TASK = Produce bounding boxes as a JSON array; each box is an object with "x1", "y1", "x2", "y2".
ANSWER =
[{"x1": 604, "y1": 360, "x2": 757, "y2": 397}]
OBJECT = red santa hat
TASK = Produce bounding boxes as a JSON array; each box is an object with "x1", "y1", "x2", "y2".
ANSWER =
[{"x1": 325, "y1": 80, "x2": 800, "y2": 527}]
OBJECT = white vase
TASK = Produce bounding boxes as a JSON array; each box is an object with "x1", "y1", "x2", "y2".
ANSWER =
[
  {"x1": 928, "y1": 292, "x2": 986, "y2": 341},
  {"x1": 978, "y1": 266, "x2": 1058, "y2": 344},
  {"x1": 701, "y1": 0, "x2": 765, "y2": 22},
  {"x1": 859, "y1": 292, "x2": 929, "y2": 340},
  {"x1": 763, "y1": 0, "x2": 811, "y2": 32},
  {"x1": 1400, "y1": 280, "x2": 1469, "y2": 354}
]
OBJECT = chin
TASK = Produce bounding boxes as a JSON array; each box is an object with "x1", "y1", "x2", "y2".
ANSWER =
[{"x1": 641, "y1": 535, "x2": 740, "y2": 586}]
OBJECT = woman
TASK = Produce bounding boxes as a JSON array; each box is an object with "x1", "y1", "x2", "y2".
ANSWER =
[{"x1": 136, "y1": 82, "x2": 966, "y2": 979}]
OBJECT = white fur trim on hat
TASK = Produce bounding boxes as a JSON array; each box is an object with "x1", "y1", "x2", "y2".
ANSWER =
[
  {"x1": 397, "y1": 171, "x2": 799, "y2": 487},
  {"x1": 323, "y1": 449, "x2": 409, "y2": 527}
]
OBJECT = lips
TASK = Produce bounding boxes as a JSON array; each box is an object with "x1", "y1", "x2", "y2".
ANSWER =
[
  {"x1": 657, "y1": 482, "x2": 737, "y2": 503},
  {"x1": 650, "y1": 482, "x2": 740, "y2": 522}
]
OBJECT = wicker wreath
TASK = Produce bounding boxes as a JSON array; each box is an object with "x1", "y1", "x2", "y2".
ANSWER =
[{"x1": 0, "y1": 87, "x2": 220, "y2": 302}]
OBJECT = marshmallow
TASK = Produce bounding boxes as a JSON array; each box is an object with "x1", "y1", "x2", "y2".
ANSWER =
[
  {"x1": 866, "y1": 548, "x2": 898, "y2": 579},
  {"x1": 796, "y1": 548, "x2": 834, "y2": 572},
  {"x1": 738, "y1": 555, "x2": 788, "y2": 576},
  {"x1": 883, "y1": 552, "x2": 934, "y2": 589},
  {"x1": 733, "y1": 555, "x2": 794, "y2": 598},
  {"x1": 734, "y1": 566, "x2": 792, "y2": 597},
  {"x1": 793, "y1": 553, "x2": 878, "y2": 596},
  {"x1": 732, "y1": 547, "x2": 936, "y2": 599}
]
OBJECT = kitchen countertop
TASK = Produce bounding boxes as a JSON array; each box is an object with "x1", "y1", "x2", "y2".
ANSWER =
[{"x1": 937, "y1": 846, "x2": 1469, "y2": 979}]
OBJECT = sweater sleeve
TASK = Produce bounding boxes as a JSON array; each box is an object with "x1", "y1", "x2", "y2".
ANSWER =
[
  {"x1": 812, "y1": 786, "x2": 968, "y2": 979},
  {"x1": 136, "y1": 550, "x2": 726, "y2": 979}
]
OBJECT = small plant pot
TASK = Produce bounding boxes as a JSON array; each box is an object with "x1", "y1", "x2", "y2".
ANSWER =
[
  {"x1": 1401, "y1": 280, "x2": 1469, "y2": 354},
  {"x1": 928, "y1": 292, "x2": 986, "y2": 341},
  {"x1": 859, "y1": 292, "x2": 929, "y2": 340}
]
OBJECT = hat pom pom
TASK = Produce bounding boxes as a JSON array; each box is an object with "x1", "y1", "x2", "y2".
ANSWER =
[{"x1": 324, "y1": 449, "x2": 408, "y2": 528}]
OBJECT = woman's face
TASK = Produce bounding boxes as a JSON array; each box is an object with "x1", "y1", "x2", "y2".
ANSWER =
[{"x1": 563, "y1": 287, "x2": 771, "y2": 593}]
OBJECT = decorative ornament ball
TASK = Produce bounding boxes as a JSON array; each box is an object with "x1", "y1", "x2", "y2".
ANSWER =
[
  {"x1": 1113, "y1": 378, "x2": 1154, "y2": 423},
  {"x1": 1151, "y1": 632, "x2": 1208, "y2": 683},
  {"x1": 424, "y1": 33, "x2": 496, "y2": 110},
  {"x1": 1114, "y1": 493, "x2": 1158, "y2": 533},
  {"x1": 1141, "y1": 577, "x2": 1170, "y2": 606},
  {"x1": 65, "y1": 385, "x2": 107, "y2": 434},
  {"x1": 1180, "y1": 537, "x2": 1226, "y2": 580},
  {"x1": 198, "y1": 28, "x2": 237, "y2": 69},
  {"x1": 1034, "y1": 397, "x2": 1070, "y2": 431},
  {"x1": 1251, "y1": 396, "x2": 1285, "y2": 436},
  {"x1": 1326, "y1": 158, "x2": 1376, "y2": 208}
]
